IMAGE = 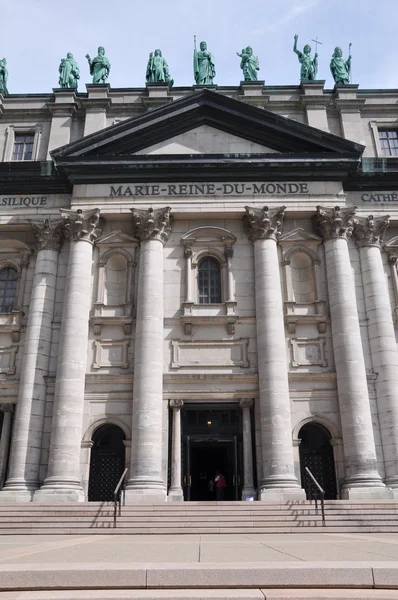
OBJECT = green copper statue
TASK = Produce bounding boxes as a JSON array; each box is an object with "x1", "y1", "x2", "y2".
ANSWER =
[
  {"x1": 237, "y1": 46, "x2": 260, "y2": 81},
  {"x1": 330, "y1": 46, "x2": 351, "y2": 85},
  {"x1": 293, "y1": 34, "x2": 318, "y2": 82},
  {"x1": 193, "y1": 40, "x2": 216, "y2": 85},
  {"x1": 85, "y1": 46, "x2": 110, "y2": 84},
  {"x1": 58, "y1": 53, "x2": 80, "y2": 89},
  {"x1": 146, "y1": 49, "x2": 174, "y2": 88},
  {"x1": 0, "y1": 58, "x2": 8, "y2": 95}
]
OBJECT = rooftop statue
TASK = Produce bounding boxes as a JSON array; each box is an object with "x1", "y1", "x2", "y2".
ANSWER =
[
  {"x1": 0, "y1": 57, "x2": 8, "y2": 95},
  {"x1": 193, "y1": 40, "x2": 216, "y2": 85},
  {"x1": 85, "y1": 46, "x2": 111, "y2": 84},
  {"x1": 237, "y1": 46, "x2": 260, "y2": 81},
  {"x1": 330, "y1": 45, "x2": 351, "y2": 85},
  {"x1": 293, "y1": 34, "x2": 318, "y2": 82},
  {"x1": 146, "y1": 49, "x2": 174, "y2": 88},
  {"x1": 58, "y1": 53, "x2": 80, "y2": 89}
]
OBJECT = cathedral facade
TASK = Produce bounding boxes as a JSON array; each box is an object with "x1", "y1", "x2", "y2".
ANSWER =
[{"x1": 0, "y1": 80, "x2": 397, "y2": 503}]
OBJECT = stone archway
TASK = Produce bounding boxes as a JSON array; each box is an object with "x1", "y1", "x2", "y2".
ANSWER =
[
  {"x1": 298, "y1": 422, "x2": 338, "y2": 500},
  {"x1": 88, "y1": 424, "x2": 126, "y2": 502}
]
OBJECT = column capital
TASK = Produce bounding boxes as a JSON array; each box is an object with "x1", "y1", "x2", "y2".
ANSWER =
[
  {"x1": 0, "y1": 403, "x2": 14, "y2": 413},
  {"x1": 315, "y1": 205, "x2": 357, "y2": 241},
  {"x1": 239, "y1": 398, "x2": 253, "y2": 409},
  {"x1": 29, "y1": 218, "x2": 65, "y2": 252},
  {"x1": 243, "y1": 205, "x2": 286, "y2": 241},
  {"x1": 60, "y1": 208, "x2": 101, "y2": 244},
  {"x1": 354, "y1": 215, "x2": 390, "y2": 249},
  {"x1": 131, "y1": 207, "x2": 171, "y2": 245},
  {"x1": 169, "y1": 399, "x2": 184, "y2": 410}
]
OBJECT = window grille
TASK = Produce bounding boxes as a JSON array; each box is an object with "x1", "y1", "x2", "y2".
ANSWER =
[
  {"x1": 0, "y1": 268, "x2": 18, "y2": 313},
  {"x1": 12, "y1": 134, "x2": 35, "y2": 161},
  {"x1": 379, "y1": 130, "x2": 398, "y2": 157},
  {"x1": 198, "y1": 257, "x2": 221, "y2": 304}
]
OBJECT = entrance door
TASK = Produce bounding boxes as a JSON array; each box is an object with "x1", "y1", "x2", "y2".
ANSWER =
[
  {"x1": 299, "y1": 422, "x2": 337, "y2": 500},
  {"x1": 88, "y1": 424, "x2": 126, "y2": 501},
  {"x1": 181, "y1": 404, "x2": 242, "y2": 501}
]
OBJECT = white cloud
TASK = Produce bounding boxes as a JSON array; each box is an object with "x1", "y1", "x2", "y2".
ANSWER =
[{"x1": 253, "y1": 1, "x2": 319, "y2": 36}]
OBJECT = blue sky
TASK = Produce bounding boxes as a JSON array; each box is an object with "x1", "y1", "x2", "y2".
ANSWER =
[{"x1": 2, "y1": 0, "x2": 397, "y2": 93}]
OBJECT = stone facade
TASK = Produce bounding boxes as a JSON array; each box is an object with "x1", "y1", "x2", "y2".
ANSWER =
[{"x1": 0, "y1": 82, "x2": 398, "y2": 503}]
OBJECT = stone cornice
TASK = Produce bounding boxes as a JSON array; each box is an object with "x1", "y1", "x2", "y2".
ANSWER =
[
  {"x1": 29, "y1": 219, "x2": 65, "y2": 252},
  {"x1": 243, "y1": 205, "x2": 286, "y2": 241},
  {"x1": 354, "y1": 215, "x2": 390, "y2": 249},
  {"x1": 315, "y1": 205, "x2": 357, "y2": 241},
  {"x1": 60, "y1": 208, "x2": 101, "y2": 243},
  {"x1": 131, "y1": 206, "x2": 171, "y2": 245}
]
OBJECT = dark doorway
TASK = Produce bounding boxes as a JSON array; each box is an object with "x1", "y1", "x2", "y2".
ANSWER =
[
  {"x1": 299, "y1": 422, "x2": 337, "y2": 500},
  {"x1": 181, "y1": 404, "x2": 242, "y2": 501},
  {"x1": 88, "y1": 424, "x2": 126, "y2": 502}
]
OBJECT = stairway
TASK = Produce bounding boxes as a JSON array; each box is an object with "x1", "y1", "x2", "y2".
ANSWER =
[{"x1": 1, "y1": 500, "x2": 398, "y2": 534}]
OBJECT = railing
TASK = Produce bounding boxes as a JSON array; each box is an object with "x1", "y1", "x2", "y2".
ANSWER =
[
  {"x1": 113, "y1": 467, "x2": 128, "y2": 526},
  {"x1": 305, "y1": 466, "x2": 326, "y2": 527}
]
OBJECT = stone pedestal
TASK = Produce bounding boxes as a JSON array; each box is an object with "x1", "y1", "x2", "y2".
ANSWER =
[
  {"x1": 125, "y1": 207, "x2": 171, "y2": 504},
  {"x1": 239, "y1": 399, "x2": 256, "y2": 500},
  {"x1": 47, "y1": 89, "x2": 77, "y2": 156},
  {"x1": 244, "y1": 206, "x2": 305, "y2": 502},
  {"x1": 316, "y1": 206, "x2": 391, "y2": 499},
  {"x1": 0, "y1": 220, "x2": 64, "y2": 502},
  {"x1": 168, "y1": 399, "x2": 184, "y2": 502},
  {"x1": 84, "y1": 84, "x2": 110, "y2": 136},
  {"x1": 34, "y1": 209, "x2": 101, "y2": 503},
  {"x1": 355, "y1": 216, "x2": 398, "y2": 493}
]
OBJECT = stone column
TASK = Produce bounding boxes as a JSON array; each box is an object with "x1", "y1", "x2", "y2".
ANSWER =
[
  {"x1": 34, "y1": 209, "x2": 101, "y2": 503},
  {"x1": 355, "y1": 215, "x2": 398, "y2": 494},
  {"x1": 244, "y1": 206, "x2": 305, "y2": 501},
  {"x1": 316, "y1": 206, "x2": 390, "y2": 499},
  {"x1": 126, "y1": 207, "x2": 171, "y2": 503},
  {"x1": 0, "y1": 405, "x2": 14, "y2": 490},
  {"x1": 239, "y1": 398, "x2": 256, "y2": 500},
  {"x1": 0, "y1": 220, "x2": 64, "y2": 502},
  {"x1": 168, "y1": 399, "x2": 183, "y2": 502}
]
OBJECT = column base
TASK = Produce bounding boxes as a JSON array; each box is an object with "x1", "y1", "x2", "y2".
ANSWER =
[
  {"x1": 167, "y1": 488, "x2": 184, "y2": 502},
  {"x1": 341, "y1": 485, "x2": 394, "y2": 500},
  {"x1": 124, "y1": 487, "x2": 167, "y2": 504},
  {"x1": 33, "y1": 478, "x2": 85, "y2": 503},
  {"x1": 0, "y1": 484, "x2": 36, "y2": 503},
  {"x1": 259, "y1": 486, "x2": 306, "y2": 502}
]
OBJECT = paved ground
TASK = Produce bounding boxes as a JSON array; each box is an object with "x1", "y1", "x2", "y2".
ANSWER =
[{"x1": 2, "y1": 532, "x2": 398, "y2": 564}]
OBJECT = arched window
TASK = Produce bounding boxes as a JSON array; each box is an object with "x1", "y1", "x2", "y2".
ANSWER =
[
  {"x1": 0, "y1": 268, "x2": 18, "y2": 313},
  {"x1": 198, "y1": 257, "x2": 221, "y2": 304}
]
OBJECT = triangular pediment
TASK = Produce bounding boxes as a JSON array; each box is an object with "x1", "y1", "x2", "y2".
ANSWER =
[
  {"x1": 279, "y1": 228, "x2": 322, "y2": 243},
  {"x1": 52, "y1": 89, "x2": 364, "y2": 160},
  {"x1": 95, "y1": 231, "x2": 138, "y2": 247}
]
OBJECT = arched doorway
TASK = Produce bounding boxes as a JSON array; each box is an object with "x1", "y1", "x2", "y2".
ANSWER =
[
  {"x1": 88, "y1": 424, "x2": 126, "y2": 501},
  {"x1": 299, "y1": 422, "x2": 337, "y2": 500}
]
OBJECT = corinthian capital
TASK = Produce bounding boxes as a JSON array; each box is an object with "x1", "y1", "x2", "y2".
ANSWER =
[
  {"x1": 131, "y1": 207, "x2": 171, "y2": 245},
  {"x1": 169, "y1": 399, "x2": 184, "y2": 410},
  {"x1": 315, "y1": 205, "x2": 357, "y2": 241},
  {"x1": 29, "y1": 219, "x2": 65, "y2": 252},
  {"x1": 243, "y1": 205, "x2": 286, "y2": 241},
  {"x1": 60, "y1": 208, "x2": 101, "y2": 244},
  {"x1": 354, "y1": 214, "x2": 390, "y2": 249}
]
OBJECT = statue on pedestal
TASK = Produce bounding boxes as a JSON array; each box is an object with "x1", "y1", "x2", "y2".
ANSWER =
[
  {"x1": 85, "y1": 46, "x2": 111, "y2": 84},
  {"x1": 330, "y1": 46, "x2": 351, "y2": 85},
  {"x1": 146, "y1": 49, "x2": 174, "y2": 88},
  {"x1": 58, "y1": 53, "x2": 80, "y2": 89},
  {"x1": 237, "y1": 46, "x2": 260, "y2": 81},
  {"x1": 0, "y1": 58, "x2": 8, "y2": 95},
  {"x1": 193, "y1": 40, "x2": 216, "y2": 85},
  {"x1": 293, "y1": 34, "x2": 318, "y2": 82}
]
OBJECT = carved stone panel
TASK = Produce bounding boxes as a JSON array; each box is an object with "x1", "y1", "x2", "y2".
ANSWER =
[
  {"x1": 92, "y1": 339, "x2": 130, "y2": 369},
  {"x1": 290, "y1": 338, "x2": 327, "y2": 368},
  {"x1": 171, "y1": 338, "x2": 250, "y2": 369},
  {"x1": 0, "y1": 345, "x2": 18, "y2": 374}
]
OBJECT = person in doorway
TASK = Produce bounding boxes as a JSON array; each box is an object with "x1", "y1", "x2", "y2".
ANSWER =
[{"x1": 214, "y1": 470, "x2": 227, "y2": 501}]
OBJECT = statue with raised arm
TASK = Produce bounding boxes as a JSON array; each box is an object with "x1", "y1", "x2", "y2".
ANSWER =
[
  {"x1": 85, "y1": 46, "x2": 110, "y2": 84},
  {"x1": 293, "y1": 34, "x2": 318, "y2": 82},
  {"x1": 58, "y1": 53, "x2": 80, "y2": 89},
  {"x1": 193, "y1": 40, "x2": 216, "y2": 85},
  {"x1": 330, "y1": 46, "x2": 351, "y2": 85},
  {"x1": 0, "y1": 58, "x2": 8, "y2": 95},
  {"x1": 237, "y1": 46, "x2": 260, "y2": 81},
  {"x1": 146, "y1": 49, "x2": 174, "y2": 88}
]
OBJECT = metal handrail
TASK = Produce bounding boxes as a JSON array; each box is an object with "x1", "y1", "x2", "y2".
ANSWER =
[
  {"x1": 113, "y1": 467, "x2": 128, "y2": 526},
  {"x1": 305, "y1": 467, "x2": 326, "y2": 527}
]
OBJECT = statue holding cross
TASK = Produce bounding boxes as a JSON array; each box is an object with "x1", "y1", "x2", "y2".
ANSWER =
[{"x1": 293, "y1": 34, "x2": 319, "y2": 82}]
